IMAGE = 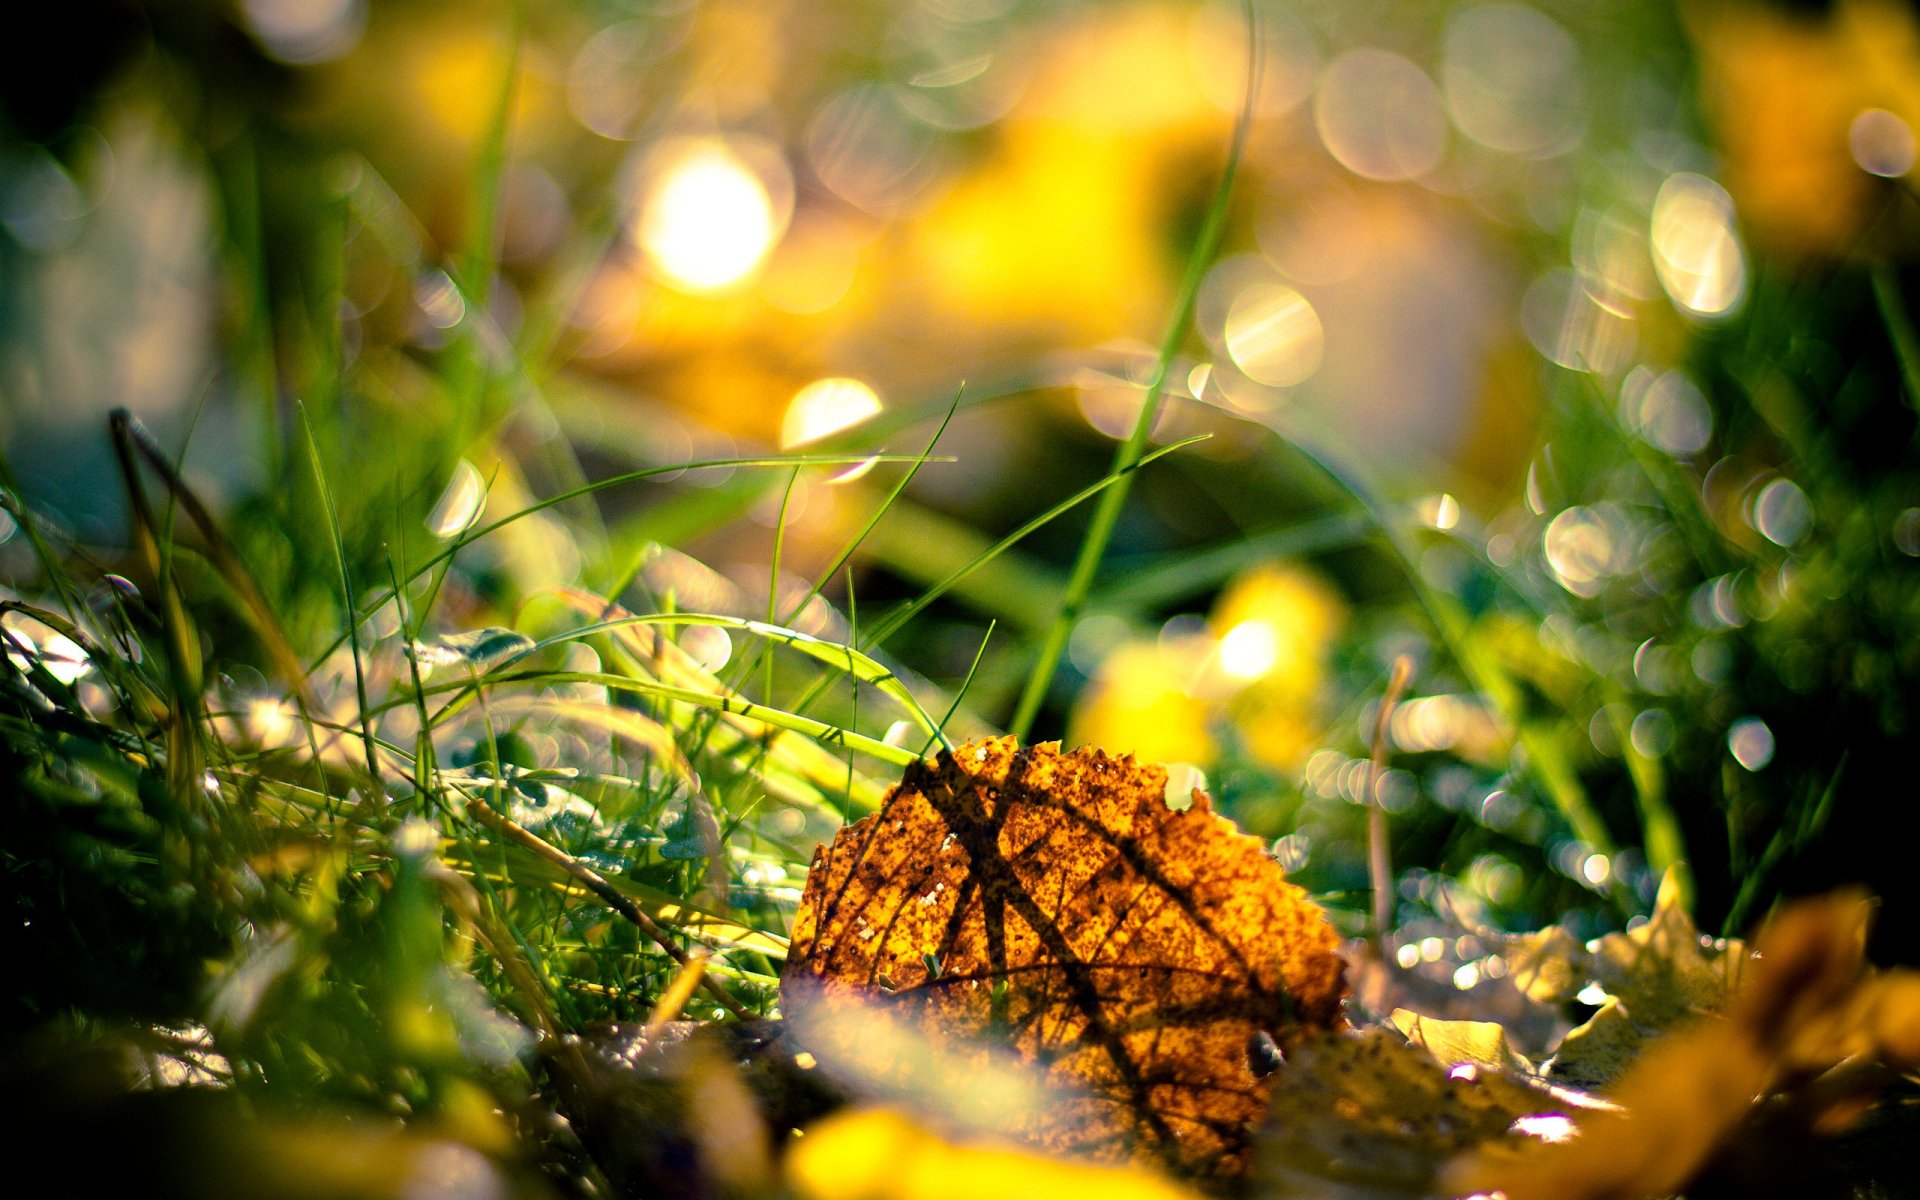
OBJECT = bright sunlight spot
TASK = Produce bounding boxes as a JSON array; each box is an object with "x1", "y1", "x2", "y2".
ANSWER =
[
  {"x1": 782, "y1": 377, "x2": 883, "y2": 481},
  {"x1": 1216, "y1": 620, "x2": 1281, "y2": 681},
  {"x1": 1510, "y1": 1114, "x2": 1577, "y2": 1143},
  {"x1": 1223, "y1": 283, "x2": 1323, "y2": 388},
  {"x1": 635, "y1": 141, "x2": 783, "y2": 293}
]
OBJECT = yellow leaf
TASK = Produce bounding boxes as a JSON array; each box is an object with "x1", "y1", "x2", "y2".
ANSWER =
[
  {"x1": 1392, "y1": 1009, "x2": 1534, "y2": 1075},
  {"x1": 788, "y1": 1108, "x2": 1201, "y2": 1200}
]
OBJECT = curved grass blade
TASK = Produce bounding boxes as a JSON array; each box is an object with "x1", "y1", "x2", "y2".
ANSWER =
[
  {"x1": 304, "y1": 452, "x2": 948, "y2": 676},
  {"x1": 406, "y1": 669, "x2": 920, "y2": 769},
  {"x1": 531, "y1": 612, "x2": 947, "y2": 747},
  {"x1": 861, "y1": 435, "x2": 1211, "y2": 650}
]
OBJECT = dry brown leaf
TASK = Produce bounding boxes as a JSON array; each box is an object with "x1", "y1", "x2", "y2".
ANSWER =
[{"x1": 781, "y1": 738, "x2": 1346, "y2": 1180}]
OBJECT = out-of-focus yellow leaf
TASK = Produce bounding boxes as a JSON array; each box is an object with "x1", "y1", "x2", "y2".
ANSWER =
[
  {"x1": 1537, "y1": 870, "x2": 1746, "y2": 1088},
  {"x1": 1543, "y1": 997, "x2": 1645, "y2": 1091},
  {"x1": 1692, "y1": 0, "x2": 1920, "y2": 257},
  {"x1": 1208, "y1": 564, "x2": 1346, "y2": 703},
  {"x1": 1070, "y1": 561, "x2": 1345, "y2": 774},
  {"x1": 787, "y1": 1108, "x2": 1201, "y2": 1200},
  {"x1": 1067, "y1": 639, "x2": 1217, "y2": 769}
]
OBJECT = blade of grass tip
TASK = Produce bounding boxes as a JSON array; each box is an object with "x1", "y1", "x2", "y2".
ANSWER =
[
  {"x1": 857, "y1": 499, "x2": 1066, "y2": 633},
  {"x1": 747, "y1": 389, "x2": 964, "y2": 682},
  {"x1": 535, "y1": 588, "x2": 893, "y2": 812},
  {"x1": 1009, "y1": 0, "x2": 1261, "y2": 741},
  {"x1": 408, "y1": 668, "x2": 919, "y2": 769},
  {"x1": 643, "y1": 949, "x2": 713, "y2": 1037},
  {"x1": 297, "y1": 401, "x2": 383, "y2": 788},
  {"x1": 114, "y1": 409, "x2": 311, "y2": 698},
  {"x1": 591, "y1": 389, "x2": 972, "y2": 583},
  {"x1": 542, "y1": 614, "x2": 948, "y2": 744},
  {"x1": 108, "y1": 413, "x2": 205, "y2": 809},
  {"x1": 1723, "y1": 752, "x2": 1846, "y2": 936},
  {"x1": 436, "y1": 788, "x2": 586, "y2": 1033},
  {"x1": 414, "y1": 462, "x2": 501, "y2": 643},
  {"x1": 784, "y1": 387, "x2": 963, "y2": 628},
  {"x1": 387, "y1": 554, "x2": 443, "y2": 810},
  {"x1": 1870, "y1": 263, "x2": 1920, "y2": 413},
  {"x1": 782, "y1": 436, "x2": 1207, "y2": 746},
  {"x1": 434, "y1": 863, "x2": 561, "y2": 1036},
  {"x1": 924, "y1": 619, "x2": 995, "y2": 759}
]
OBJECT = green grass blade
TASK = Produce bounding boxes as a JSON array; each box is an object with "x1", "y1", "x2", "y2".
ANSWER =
[
  {"x1": 1009, "y1": 2, "x2": 1261, "y2": 739},
  {"x1": 533, "y1": 613, "x2": 946, "y2": 744},
  {"x1": 1090, "y1": 510, "x2": 1372, "y2": 614},
  {"x1": 403, "y1": 669, "x2": 920, "y2": 769},
  {"x1": 304, "y1": 453, "x2": 943, "y2": 675},
  {"x1": 1871, "y1": 262, "x2": 1920, "y2": 413},
  {"x1": 863, "y1": 435, "x2": 1211, "y2": 651},
  {"x1": 296, "y1": 401, "x2": 382, "y2": 787}
]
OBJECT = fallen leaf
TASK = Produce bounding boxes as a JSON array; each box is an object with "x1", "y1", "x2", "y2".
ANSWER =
[
  {"x1": 781, "y1": 738, "x2": 1346, "y2": 1179},
  {"x1": 1587, "y1": 868, "x2": 1746, "y2": 1028},
  {"x1": 1391, "y1": 1010, "x2": 1534, "y2": 1076},
  {"x1": 1502, "y1": 869, "x2": 1750, "y2": 1090},
  {"x1": 1502, "y1": 924, "x2": 1588, "y2": 1006},
  {"x1": 1254, "y1": 1029, "x2": 1562, "y2": 1199},
  {"x1": 1542, "y1": 997, "x2": 1645, "y2": 1092},
  {"x1": 1445, "y1": 888, "x2": 1920, "y2": 1200}
]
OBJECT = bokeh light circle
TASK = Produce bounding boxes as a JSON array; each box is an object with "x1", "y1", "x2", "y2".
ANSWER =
[{"x1": 1313, "y1": 49, "x2": 1447, "y2": 182}]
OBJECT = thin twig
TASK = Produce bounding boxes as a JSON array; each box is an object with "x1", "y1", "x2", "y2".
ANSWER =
[{"x1": 1369, "y1": 656, "x2": 1414, "y2": 958}]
